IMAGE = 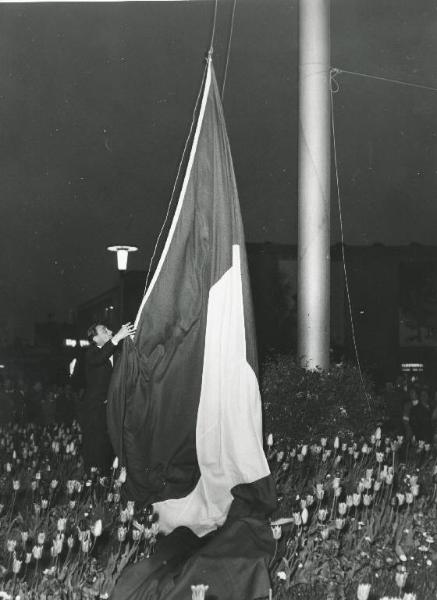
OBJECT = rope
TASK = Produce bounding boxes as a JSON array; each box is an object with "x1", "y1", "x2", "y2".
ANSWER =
[
  {"x1": 332, "y1": 67, "x2": 437, "y2": 93},
  {"x1": 221, "y1": 0, "x2": 237, "y2": 100},
  {"x1": 209, "y1": 0, "x2": 218, "y2": 55},
  {"x1": 143, "y1": 63, "x2": 209, "y2": 294},
  {"x1": 144, "y1": 0, "x2": 220, "y2": 294},
  {"x1": 330, "y1": 69, "x2": 373, "y2": 413}
]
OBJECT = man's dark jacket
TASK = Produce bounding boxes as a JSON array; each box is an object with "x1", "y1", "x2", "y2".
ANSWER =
[
  {"x1": 82, "y1": 340, "x2": 118, "y2": 473},
  {"x1": 84, "y1": 341, "x2": 118, "y2": 408}
]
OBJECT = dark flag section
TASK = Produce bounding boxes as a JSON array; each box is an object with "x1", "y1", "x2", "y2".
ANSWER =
[{"x1": 107, "y1": 58, "x2": 277, "y2": 599}]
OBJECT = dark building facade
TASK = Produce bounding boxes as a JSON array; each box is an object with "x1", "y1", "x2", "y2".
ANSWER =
[{"x1": 75, "y1": 243, "x2": 437, "y2": 384}]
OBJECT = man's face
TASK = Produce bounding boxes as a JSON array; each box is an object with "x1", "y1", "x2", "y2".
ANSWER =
[{"x1": 93, "y1": 325, "x2": 113, "y2": 347}]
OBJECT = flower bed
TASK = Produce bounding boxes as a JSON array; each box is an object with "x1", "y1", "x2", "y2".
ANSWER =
[
  {"x1": 0, "y1": 420, "x2": 435, "y2": 599},
  {"x1": 0, "y1": 421, "x2": 158, "y2": 599},
  {"x1": 268, "y1": 431, "x2": 437, "y2": 600}
]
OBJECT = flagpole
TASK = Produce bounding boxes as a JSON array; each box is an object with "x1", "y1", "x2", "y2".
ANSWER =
[{"x1": 297, "y1": 0, "x2": 331, "y2": 370}]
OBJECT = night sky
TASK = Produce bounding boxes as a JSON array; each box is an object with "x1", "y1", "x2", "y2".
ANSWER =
[{"x1": 1, "y1": 0, "x2": 437, "y2": 340}]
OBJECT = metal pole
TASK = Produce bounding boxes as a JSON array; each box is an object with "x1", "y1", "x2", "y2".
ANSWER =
[
  {"x1": 297, "y1": 0, "x2": 331, "y2": 370},
  {"x1": 119, "y1": 272, "x2": 125, "y2": 325}
]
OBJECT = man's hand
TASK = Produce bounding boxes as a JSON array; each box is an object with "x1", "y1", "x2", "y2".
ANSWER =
[{"x1": 112, "y1": 322, "x2": 136, "y2": 345}]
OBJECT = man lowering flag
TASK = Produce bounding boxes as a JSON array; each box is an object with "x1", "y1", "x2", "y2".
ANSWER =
[{"x1": 107, "y1": 55, "x2": 277, "y2": 600}]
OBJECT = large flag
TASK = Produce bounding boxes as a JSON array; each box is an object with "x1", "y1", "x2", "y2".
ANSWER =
[{"x1": 107, "y1": 57, "x2": 277, "y2": 599}]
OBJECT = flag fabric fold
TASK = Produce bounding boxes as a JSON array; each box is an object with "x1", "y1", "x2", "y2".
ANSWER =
[{"x1": 107, "y1": 57, "x2": 277, "y2": 600}]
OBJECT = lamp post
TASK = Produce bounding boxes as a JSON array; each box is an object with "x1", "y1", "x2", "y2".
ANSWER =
[{"x1": 107, "y1": 245, "x2": 138, "y2": 323}]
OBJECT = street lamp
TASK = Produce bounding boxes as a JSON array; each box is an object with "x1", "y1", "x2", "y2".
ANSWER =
[
  {"x1": 107, "y1": 245, "x2": 138, "y2": 271},
  {"x1": 107, "y1": 245, "x2": 138, "y2": 323}
]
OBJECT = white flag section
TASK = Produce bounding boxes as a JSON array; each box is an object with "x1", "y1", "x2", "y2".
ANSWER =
[{"x1": 154, "y1": 245, "x2": 270, "y2": 536}]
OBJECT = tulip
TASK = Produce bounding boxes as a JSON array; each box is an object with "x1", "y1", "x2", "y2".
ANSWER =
[
  {"x1": 338, "y1": 502, "x2": 347, "y2": 516},
  {"x1": 335, "y1": 518, "x2": 345, "y2": 530},
  {"x1": 306, "y1": 494, "x2": 314, "y2": 506},
  {"x1": 301, "y1": 445, "x2": 308, "y2": 457},
  {"x1": 37, "y1": 532, "x2": 46, "y2": 545},
  {"x1": 118, "y1": 467, "x2": 127, "y2": 484},
  {"x1": 12, "y1": 480, "x2": 20, "y2": 491},
  {"x1": 12, "y1": 557, "x2": 22, "y2": 574},
  {"x1": 21, "y1": 531, "x2": 29, "y2": 544},
  {"x1": 32, "y1": 545, "x2": 43, "y2": 560},
  {"x1": 52, "y1": 535, "x2": 64, "y2": 555},
  {"x1": 191, "y1": 584, "x2": 209, "y2": 600},
  {"x1": 119, "y1": 509, "x2": 129, "y2": 523},
  {"x1": 405, "y1": 492, "x2": 413, "y2": 504},
  {"x1": 127, "y1": 500, "x2": 135, "y2": 518},
  {"x1": 57, "y1": 518, "x2": 67, "y2": 532},
  {"x1": 396, "y1": 493, "x2": 405, "y2": 506},
  {"x1": 117, "y1": 526, "x2": 127, "y2": 542},
  {"x1": 293, "y1": 512, "x2": 302, "y2": 526},
  {"x1": 25, "y1": 553, "x2": 32, "y2": 564},
  {"x1": 395, "y1": 569, "x2": 408, "y2": 590},
  {"x1": 320, "y1": 528, "x2": 329, "y2": 540},
  {"x1": 357, "y1": 583, "x2": 371, "y2": 600},
  {"x1": 271, "y1": 525, "x2": 282, "y2": 540},
  {"x1": 67, "y1": 536, "x2": 74, "y2": 549},
  {"x1": 267, "y1": 434, "x2": 273, "y2": 447},
  {"x1": 81, "y1": 539, "x2": 90, "y2": 553},
  {"x1": 301, "y1": 507, "x2": 309, "y2": 525},
  {"x1": 318, "y1": 509, "x2": 328, "y2": 522},
  {"x1": 333, "y1": 436, "x2": 340, "y2": 449},
  {"x1": 332, "y1": 477, "x2": 341, "y2": 490},
  {"x1": 92, "y1": 519, "x2": 103, "y2": 538},
  {"x1": 363, "y1": 494, "x2": 372, "y2": 506},
  {"x1": 66, "y1": 480, "x2": 75, "y2": 495},
  {"x1": 7, "y1": 540, "x2": 17, "y2": 553}
]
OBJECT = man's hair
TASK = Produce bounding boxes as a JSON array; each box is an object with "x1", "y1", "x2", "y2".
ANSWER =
[{"x1": 87, "y1": 323, "x2": 104, "y2": 344}]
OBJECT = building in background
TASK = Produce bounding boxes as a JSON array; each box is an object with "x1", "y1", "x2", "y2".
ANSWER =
[{"x1": 74, "y1": 243, "x2": 437, "y2": 385}]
